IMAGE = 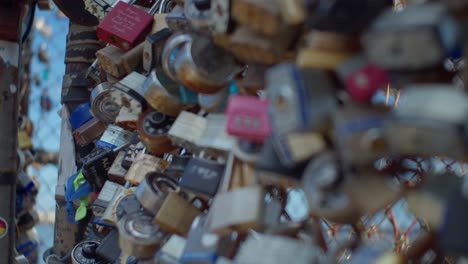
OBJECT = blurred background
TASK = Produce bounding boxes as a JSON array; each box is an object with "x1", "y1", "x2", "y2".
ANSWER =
[{"x1": 26, "y1": 6, "x2": 68, "y2": 263}]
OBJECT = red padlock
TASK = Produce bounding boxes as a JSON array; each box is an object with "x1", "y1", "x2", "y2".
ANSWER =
[
  {"x1": 337, "y1": 56, "x2": 389, "y2": 103},
  {"x1": 226, "y1": 95, "x2": 271, "y2": 143},
  {"x1": 97, "y1": 2, "x2": 156, "y2": 50}
]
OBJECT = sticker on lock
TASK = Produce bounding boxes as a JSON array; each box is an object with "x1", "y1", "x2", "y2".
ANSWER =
[{"x1": 0, "y1": 217, "x2": 8, "y2": 239}]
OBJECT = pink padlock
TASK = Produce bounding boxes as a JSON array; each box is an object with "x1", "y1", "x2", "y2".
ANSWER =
[
  {"x1": 337, "y1": 56, "x2": 389, "y2": 103},
  {"x1": 226, "y1": 95, "x2": 271, "y2": 143}
]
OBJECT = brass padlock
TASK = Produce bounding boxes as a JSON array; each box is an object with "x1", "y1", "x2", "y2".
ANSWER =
[
  {"x1": 96, "y1": 43, "x2": 144, "y2": 78},
  {"x1": 154, "y1": 191, "x2": 202, "y2": 237},
  {"x1": 125, "y1": 152, "x2": 169, "y2": 185}
]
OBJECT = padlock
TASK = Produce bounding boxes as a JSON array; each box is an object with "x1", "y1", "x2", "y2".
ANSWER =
[
  {"x1": 362, "y1": 2, "x2": 460, "y2": 71},
  {"x1": 383, "y1": 85, "x2": 467, "y2": 160},
  {"x1": 226, "y1": 95, "x2": 271, "y2": 143},
  {"x1": 142, "y1": 69, "x2": 187, "y2": 117},
  {"x1": 197, "y1": 114, "x2": 235, "y2": 156},
  {"x1": 96, "y1": 42, "x2": 144, "y2": 78},
  {"x1": 136, "y1": 172, "x2": 179, "y2": 215},
  {"x1": 111, "y1": 71, "x2": 148, "y2": 116},
  {"x1": 234, "y1": 233, "x2": 319, "y2": 264},
  {"x1": 69, "y1": 102, "x2": 94, "y2": 131},
  {"x1": 97, "y1": 1, "x2": 160, "y2": 50},
  {"x1": 115, "y1": 189, "x2": 152, "y2": 222},
  {"x1": 107, "y1": 150, "x2": 128, "y2": 183},
  {"x1": 115, "y1": 106, "x2": 140, "y2": 131},
  {"x1": 271, "y1": 131, "x2": 327, "y2": 168},
  {"x1": 101, "y1": 187, "x2": 132, "y2": 225},
  {"x1": 180, "y1": 215, "x2": 237, "y2": 263},
  {"x1": 210, "y1": 0, "x2": 232, "y2": 34},
  {"x1": 255, "y1": 137, "x2": 305, "y2": 185},
  {"x1": 266, "y1": 63, "x2": 337, "y2": 136},
  {"x1": 121, "y1": 134, "x2": 146, "y2": 169},
  {"x1": 336, "y1": 55, "x2": 389, "y2": 103},
  {"x1": 84, "y1": 0, "x2": 117, "y2": 21},
  {"x1": 166, "y1": 5, "x2": 192, "y2": 32},
  {"x1": 161, "y1": 33, "x2": 240, "y2": 94},
  {"x1": 95, "y1": 229, "x2": 121, "y2": 262},
  {"x1": 118, "y1": 212, "x2": 168, "y2": 259},
  {"x1": 231, "y1": 0, "x2": 282, "y2": 36},
  {"x1": 165, "y1": 154, "x2": 192, "y2": 179},
  {"x1": 151, "y1": 12, "x2": 170, "y2": 34},
  {"x1": 303, "y1": 169, "x2": 403, "y2": 224},
  {"x1": 213, "y1": 27, "x2": 292, "y2": 65},
  {"x1": 333, "y1": 105, "x2": 389, "y2": 167},
  {"x1": 185, "y1": 0, "x2": 213, "y2": 32},
  {"x1": 93, "y1": 180, "x2": 126, "y2": 216},
  {"x1": 208, "y1": 186, "x2": 282, "y2": 235},
  {"x1": 155, "y1": 234, "x2": 187, "y2": 264},
  {"x1": 90, "y1": 82, "x2": 121, "y2": 124},
  {"x1": 143, "y1": 29, "x2": 173, "y2": 73},
  {"x1": 71, "y1": 240, "x2": 105, "y2": 264},
  {"x1": 81, "y1": 143, "x2": 129, "y2": 191},
  {"x1": 73, "y1": 117, "x2": 108, "y2": 147},
  {"x1": 168, "y1": 111, "x2": 207, "y2": 153},
  {"x1": 306, "y1": 0, "x2": 392, "y2": 33},
  {"x1": 224, "y1": 153, "x2": 258, "y2": 189},
  {"x1": 137, "y1": 109, "x2": 177, "y2": 155},
  {"x1": 302, "y1": 30, "x2": 361, "y2": 54},
  {"x1": 96, "y1": 124, "x2": 133, "y2": 149},
  {"x1": 125, "y1": 152, "x2": 170, "y2": 185},
  {"x1": 154, "y1": 192, "x2": 202, "y2": 237},
  {"x1": 179, "y1": 157, "x2": 226, "y2": 199}
]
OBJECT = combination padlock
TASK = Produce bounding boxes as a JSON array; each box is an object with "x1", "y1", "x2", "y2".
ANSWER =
[{"x1": 137, "y1": 109, "x2": 177, "y2": 155}]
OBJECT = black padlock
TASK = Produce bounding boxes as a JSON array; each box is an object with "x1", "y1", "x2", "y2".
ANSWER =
[{"x1": 180, "y1": 158, "x2": 226, "y2": 200}]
